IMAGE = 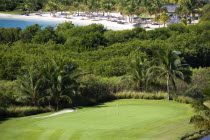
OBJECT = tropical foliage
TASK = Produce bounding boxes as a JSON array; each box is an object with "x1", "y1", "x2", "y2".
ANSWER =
[
  {"x1": 0, "y1": 0, "x2": 208, "y2": 23},
  {"x1": 0, "y1": 8, "x2": 209, "y2": 128},
  {"x1": 148, "y1": 50, "x2": 192, "y2": 100}
]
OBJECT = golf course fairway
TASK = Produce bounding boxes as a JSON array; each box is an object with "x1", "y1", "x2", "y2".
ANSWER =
[{"x1": 0, "y1": 99, "x2": 196, "y2": 140}]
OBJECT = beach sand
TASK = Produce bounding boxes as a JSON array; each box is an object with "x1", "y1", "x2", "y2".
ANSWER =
[
  {"x1": 0, "y1": 12, "x2": 179, "y2": 30},
  {"x1": 0, "y1": 12, "x2": 134, "y2": 30}
]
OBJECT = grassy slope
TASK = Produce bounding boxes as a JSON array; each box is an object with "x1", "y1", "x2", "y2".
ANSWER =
[{"x1": 0, "y1": 99, "x2": 196, "y2": 140}]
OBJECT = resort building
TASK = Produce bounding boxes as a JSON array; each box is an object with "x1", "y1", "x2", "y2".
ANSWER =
[{"x1": 163, "y1": 4, "x2": 180, "y2": 16}]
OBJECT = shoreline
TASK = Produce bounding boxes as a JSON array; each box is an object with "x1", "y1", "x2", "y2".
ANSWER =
[
  {"x1": 0, "y1": 12, "x2": 169, "y2": 30},
  {"x1": 0, "y1": 12, "x2": 135, "y2": 30}
]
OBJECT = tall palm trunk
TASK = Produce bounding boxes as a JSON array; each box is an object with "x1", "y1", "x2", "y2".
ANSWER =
[
  {"x1": 159, "y1": 10, "x2": 161, "y2": 28},
  {"x1": 77, "y1": 9, "x2": 79, "y2": 16},
  {"x1": 166, "y1": 74, "x2": 170, "y2": 100}
]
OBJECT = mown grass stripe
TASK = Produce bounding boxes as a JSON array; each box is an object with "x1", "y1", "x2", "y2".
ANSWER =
[
  {"x1": 69, "y1": 130, "x2": 84, "y2": 140},
  {"x1": 49, "y1": 129, "x2": 65, "y2": 140},
  {"x1": 38, "y1": 130, "x2": 55, "y2": 140},
  {"x1": 58, "y1": 131, "x2": 73, "y2": 140}
]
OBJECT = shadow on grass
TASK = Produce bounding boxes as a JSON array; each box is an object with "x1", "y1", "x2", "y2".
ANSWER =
[
  {"x1": 0, "y1": 117, "x2": 9, "y2": 124},
  {"x1": 74, "y1": 99, "x2": 118, "y2": 110}
]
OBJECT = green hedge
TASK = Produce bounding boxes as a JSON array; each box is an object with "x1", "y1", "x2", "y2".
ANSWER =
[{"x1": 0, "y1": 106, "x2": 53, "y2": 119}]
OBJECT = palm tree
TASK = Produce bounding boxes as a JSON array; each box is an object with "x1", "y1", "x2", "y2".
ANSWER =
[
  {"x1": 148, "y1": 50, "x2": 192, "y2": 100},
  {"x1": 153, "y1": 0, "x2": 165, "y2": 26},
  {"x1": 176, "y1": 0, "x2": 201, "y2": 24},
  {"x1": 160, "y1": 11, "x2": 170, "y2": 27},
  {"x1": 73, "y1": 1, "x2": 80, "y2": 16},
  {"x1": 141, "y1": 0, "x2": 156, "y2": 27},
  {"x1": 45, "y1": 1, "x2": 58, "y2": 17},
  {"x1": 129, "y1": 55, "x2": 149, "y2": 91},
  {"x1": 87, "y1": 0, "x2": 100, "y2": 13},
  {"x1": 24, "y1": 1, "x2": 36, "y2": 13},
  {"x1": 100, "y1": 0, "x2": 113, "y2": 18},
  {"x1": 115, "y1": 0, "x2": 125, "y2": 13},
  {"x1": 43, "y1": 57, "x2": 82, "y2": 110},
  {"x1": 124, "y1": 0, "x2": 137, "y2": 23},
  {"x1": 18, "y1": 66, "x2": 43, "y2": 106}
]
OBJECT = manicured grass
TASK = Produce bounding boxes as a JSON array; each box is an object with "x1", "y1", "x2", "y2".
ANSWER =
[{"x1": 0, "y1": 99, "x2": 196, "y2": 140}]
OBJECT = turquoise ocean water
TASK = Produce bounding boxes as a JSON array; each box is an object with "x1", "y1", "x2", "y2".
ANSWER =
[{"x1": 0, "y1": 17, "x2": 64, "y2": 29}]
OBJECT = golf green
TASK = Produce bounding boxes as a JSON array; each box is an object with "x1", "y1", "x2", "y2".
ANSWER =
[{"x1": 0, "y1": 99, "x2": 196, "y2": 140}]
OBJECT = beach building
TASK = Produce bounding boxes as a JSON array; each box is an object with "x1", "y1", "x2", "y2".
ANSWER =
[
  {"x1": 163, "y1": 4, "x2": 181, "y2": 24},
  {"x1": 163, "y1": 4, "x2": 180, "y2": 16}
]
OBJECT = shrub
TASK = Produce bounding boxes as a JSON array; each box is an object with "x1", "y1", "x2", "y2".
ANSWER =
[
  {"x1": 104, "y1": 30, "x2": 134, "y2": 45},
  {"x1": 183, "y1": 86, "x2": 204, "y2": 101},
  {"x1": 0, "y1": 107, "x2": 7, "y2": 119},
  {"x1": 192, "y1": 67, "x2": 210, "y2": 90},
  {"x1": 0, "y1": 106, "x2": 53, "y2": 118},
  {"x1": 168, "y1": 23, "x2": 188, "y2": 33},
  {"x1": 191, "y1": 101, "x2": 209, "y2": 112},
  {"x1": 181, "y1": 130, "x2": 210, "y2": 140},
  {"x1": 147, "y1": 27, "x2": 171, "y2": 40},
  {"x1": 20, "y1": 24, "x2": 41, "y2": 43},
  {"x1": 0, "y1": 80, "x2": 18, "y2": 107},
  {"x1": 172, "y1": 96, "x2": 194, "y2": 104},
  {"x1": 115, "y1": 91, "x2": 167, "y2": 100},
  {"x1": 190, "y1": 113, "x2": 210, "y2": 130},
  {"x1": 77, "y1": 75, "x2": 122, "y2": 105},
  {"x1": 0, "y1": 27, "x2": 22, "y2": 44},
  {"x1": 32, "y1": 26, "x2": 57, "y2": 44}
]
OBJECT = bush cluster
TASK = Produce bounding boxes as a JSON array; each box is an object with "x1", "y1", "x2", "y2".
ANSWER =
[
  {"x1": 0, "y1": 106, "x2": 53, "y2": 119},
  {"x1": 115, "y1": 91, "x2": 168, "y2": 100}
]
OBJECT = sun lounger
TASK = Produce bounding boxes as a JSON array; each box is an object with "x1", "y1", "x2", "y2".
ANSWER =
[
  {"x1": 133, "y1": 23, "x2": 141, "y2": 27},
  {"x1": 151, "y1": 23, "x2": 159, "y2": 25},
  {"x1": 117, "y1": 21, "x2": 124, "y2": 24},
  {"x1": 111, "y1": 19, "x2": 117, "y2": 22}
]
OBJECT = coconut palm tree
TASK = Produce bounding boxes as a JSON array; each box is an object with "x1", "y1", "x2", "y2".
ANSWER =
[
  {"x1": 148, "y1": 50, "x2": 192, "y2": 100},
  {"x1": 152, "y1": 0, "x2": 165, "y2": 26},
  {"x1": 160, "y1": 11, "x2": 170, "y2": 26},
  {"x1": 176, "y1": 0, "x2": 201, "y2": 24},
  {"x1": 43, "y1": 57, "x2": 82, "y2": 110},
  {"x1": 100, "y1": 0, "x2": 113, "y2": 18},
  {"x1": 129, "y1": 55, "x2": 149, "y2": 91},
  {"x1": 24, "y1": 1, "x2": 36, "y2": 13},
  {"x1": 45, "y1": 1, "x2": 58, "y2": 17},
  {"x1": 124, "y1": 0, "x2": 137, "y2": 23},
  {"x1": 18, "y1": 66, "x2": 43, "y2": 106}
]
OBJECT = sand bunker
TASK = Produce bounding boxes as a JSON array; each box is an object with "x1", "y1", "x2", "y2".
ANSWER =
[{"x1": 33, "y1": 109, "x2": 77, "y2": 118}]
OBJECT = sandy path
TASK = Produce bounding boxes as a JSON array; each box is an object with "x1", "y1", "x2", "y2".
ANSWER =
[{"x1": 33, "y1": 109, "x2": 77, "y2": 118}]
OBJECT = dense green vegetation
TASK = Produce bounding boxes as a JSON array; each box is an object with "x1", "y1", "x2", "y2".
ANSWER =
[
  {"x1": 0, "y1": 1, "x2": 210, "y2": 139},
  {"x1": 1, "y1": 0, "x2": 207, "y2": 13},
  {"x1": 0, "y1": 21, "x2": 210, "y2": 78},
  {"x1": 0, "y1": 13, "x2": 210, "y2": 110},
  {"x1": 0, "y1": 99, "x2": 196, "y2": 140}
]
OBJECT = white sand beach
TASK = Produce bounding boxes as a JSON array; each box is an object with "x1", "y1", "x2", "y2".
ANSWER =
[
  {"x1": 0, "y1": 12, "x2": 168, "y2": 30},
  {"x1": 0, "y1": 12, "x2": 133, "y2": 30}
]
